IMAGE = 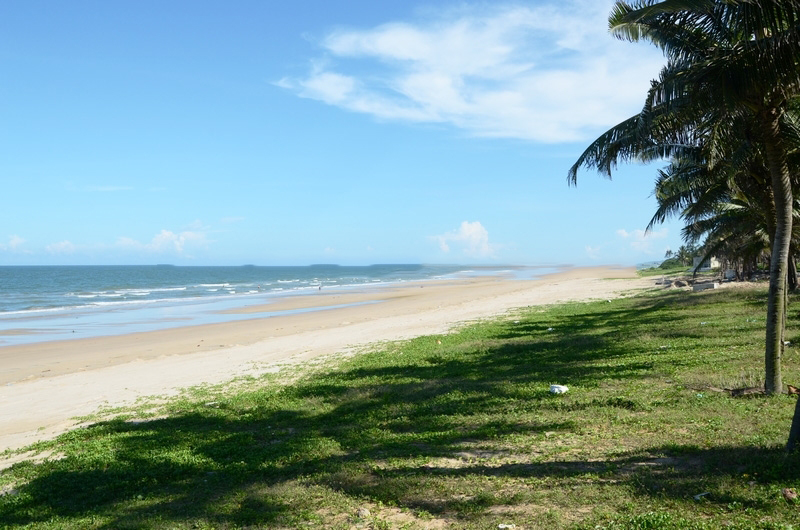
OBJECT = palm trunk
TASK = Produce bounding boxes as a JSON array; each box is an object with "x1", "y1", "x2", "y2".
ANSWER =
[{"x1": 762, "y1": 109, "x2": 792, "y2": 395}]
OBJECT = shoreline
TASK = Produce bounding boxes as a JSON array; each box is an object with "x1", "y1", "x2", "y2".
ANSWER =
[
  {"x1": 0, "y1": 266, "x2": 649, "y2": 454},
  {"x1": 0, "y1": 264, "x2": 506, "y2": 347}
]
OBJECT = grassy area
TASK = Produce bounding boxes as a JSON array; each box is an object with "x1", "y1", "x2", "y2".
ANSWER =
[
  {"x1": 2, "y1": 286, "x2": 800, "y2": 529},
  {"x1": 636, "y1": 264, "x2": 728, "y2": 280},
  {"x1": 637, "y1": 264, "x2": 691, "y2": 277}
]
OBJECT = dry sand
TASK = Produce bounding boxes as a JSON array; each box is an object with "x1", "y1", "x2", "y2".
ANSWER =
[{"x1": 0, "y1": 266, "x2": 652, "y2": 454}]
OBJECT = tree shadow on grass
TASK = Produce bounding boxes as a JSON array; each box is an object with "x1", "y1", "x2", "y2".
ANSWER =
[
  {"x1": 13, "y1": 413, "x2": 794, "y2": 528},
  {"x1": 0, "y1": 409, "x2": 570, "y2": 527},
  {"x1": 1, "y1": 289, "x2": 792, "y2": 527},
  {"x1": 487, "y1": 293, "x2": 698, "y2": 359},
  {"x1": 330, "y1": 444, "x2": 800, "y2": 516}
]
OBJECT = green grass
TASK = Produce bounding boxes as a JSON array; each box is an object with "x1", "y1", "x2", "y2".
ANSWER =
[
  {"x1": 637, "y1": 264, "x2": 724, "y2": 280},
  {"x1": 2, "y1": 287, "x2": 800, "y2": 529},
  {"x1": 638, "y1": 264, "x2": 691, "y2": 277}
]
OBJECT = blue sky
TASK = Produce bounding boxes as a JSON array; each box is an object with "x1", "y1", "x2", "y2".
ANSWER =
[{"x1": 1, "y1": 0, "x2": 686, "y2": 266}]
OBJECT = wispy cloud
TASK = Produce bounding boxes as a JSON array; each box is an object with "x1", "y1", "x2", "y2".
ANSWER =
[
  {"x1": 0, "y1": 235, "x2": 28, "y2": 253},
  {"x1": 116, "y1": 229, "x2": 208, "y2": 254},
  {"x1": 46, "y1": 240, "x2": 77, "y2": 254},
  {"x1": 278, "y1": 1, "x2": 662, "y2": 142},
  {"x1": 617, "y1": 227, "x2": 668, "y2": 254},
  {"x1": 432, "y1": 220, "x2": 497, "y2": 258},
  {"x1": 9, "y1": 235, "x2": 24, "y2": 250},
  {"x1": 585, "y1": 245, "x2": 601, "y2": 260},
  {"x1": 40, "y1": 226, "x2": 211, "y2": 258}
]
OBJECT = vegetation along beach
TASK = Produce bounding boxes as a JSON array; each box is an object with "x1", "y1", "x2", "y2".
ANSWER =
[
  {"x1": 5, "y1": 0, "x2": 800, "y2": 529},
  {"x1": 2, "y1": 269, "x2": 800, "y2": 528}
]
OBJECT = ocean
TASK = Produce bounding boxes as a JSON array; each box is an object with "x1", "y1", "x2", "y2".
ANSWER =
[{"x1": 0, "y1": 264, "x2": 546, "y2": 346}]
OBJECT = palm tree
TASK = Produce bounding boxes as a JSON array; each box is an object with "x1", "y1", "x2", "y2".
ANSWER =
[
  {"x1": 655, "y1": 157, "x2": 774, "y2": 278},
  {"x1": 647, "y1": 107, "x2": 800, "y2": 284},
  {"x1": 570, "y1": 0, "x2": 800, "y2": 395},
  {"x1": 647, "y1": 125, "x2": 774, "y2": 277},
  {"x1": 674, "y1": 243, "x2": 699, "y2": 267}
]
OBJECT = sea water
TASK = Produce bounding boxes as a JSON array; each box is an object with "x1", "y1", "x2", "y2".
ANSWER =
[{"x1": 0, "y1": 265, "x2": 549, "y2": 346}]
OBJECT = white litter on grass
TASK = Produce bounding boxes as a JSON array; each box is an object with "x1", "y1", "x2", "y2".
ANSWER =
[
  {"x1": 550, "y1": 385, "x2": 569, "y2": 394},
  {"x1": 547, "y1": 327, "x2": 554, "y2": 332},
  {"x1": 693, "y1": 492, "x2": 711, "y2": 500},
  {"x1": 498, "y1": 525, "x2": 516, "y2": 529}
]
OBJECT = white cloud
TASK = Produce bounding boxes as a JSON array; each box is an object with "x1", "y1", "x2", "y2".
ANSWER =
[
  {"x1": 433, "y1": 221, "x2": 497, "y2": 258},
  {"x1": 46, "y1": 240, "x2": 76, "y2": 254},
  {"x1": 115, "y1": 229, "x2": 208, "y2": 254},
  {"x1": 8, "y1": 235, "x2": 24, "y2": 250},
  {"x1": 185, "y1": 220, "x2": 210, "y2": 232},
  {"x1": 617, "y1": 227, "x2": 668, "y2": 254},
  {"x1": 585, "y1": 245, "x2": 601, "y2": 260},
  {"x1": 152, "y1": 230, "x2": 202, "y2": 253},
  {"x1": 0, "y1": 235, "x2": 28, "y2": 253},
  {"x1": 278, "y1": 1, "x2": 663, "y2": 142}
]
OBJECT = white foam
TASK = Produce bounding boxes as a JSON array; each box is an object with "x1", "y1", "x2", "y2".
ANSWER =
[{"x1": 136, "y1": 286, "x2": 187, "y2": 293}]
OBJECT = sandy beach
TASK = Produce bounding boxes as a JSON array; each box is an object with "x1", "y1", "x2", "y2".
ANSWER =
[{"x1": 0, "y1": 266, "x2": 651, "y2": 454}]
